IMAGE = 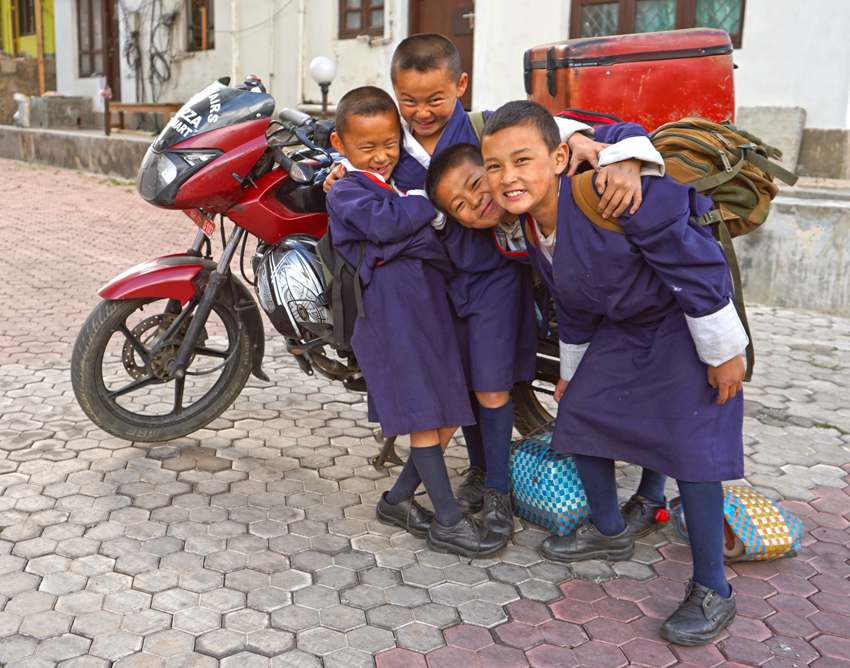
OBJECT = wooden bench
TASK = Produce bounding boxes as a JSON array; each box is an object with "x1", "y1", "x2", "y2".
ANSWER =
[{"x1": 107, "y1": 102, "x2": 184, "y2": 136}]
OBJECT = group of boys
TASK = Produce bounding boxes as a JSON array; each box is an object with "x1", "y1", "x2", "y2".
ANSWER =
[{"x1": 324, "y1": 34, "x2": 748, "y2": 647}]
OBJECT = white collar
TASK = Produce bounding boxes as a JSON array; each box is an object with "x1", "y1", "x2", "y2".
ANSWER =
[
  {"x1": 339, "y1": 157, "x2": 387, "y2": 182},
  {"x1": 400, "y1": 119, "x2": 434, "y2": 170}
]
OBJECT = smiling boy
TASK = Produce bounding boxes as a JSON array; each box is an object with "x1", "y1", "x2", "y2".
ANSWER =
[
  {"x1": 326, "y1": 86, "x2": 507, "y2": 559},
  {"x1": 480, "y1": 100, "x2": 748, "y2": 646}
]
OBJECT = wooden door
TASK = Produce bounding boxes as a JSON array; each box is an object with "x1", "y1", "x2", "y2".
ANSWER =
[
  {"x1": 104, "y1": 0, "x2": 121, "y2": 100},
  {"x1": 408, "y1": 0, "x2": 475, "y2": 110}
]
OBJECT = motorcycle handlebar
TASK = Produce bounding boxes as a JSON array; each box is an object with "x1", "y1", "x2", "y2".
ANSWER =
[{"x1": 278, "y1": 108, "x2": 312, "y2": 129}]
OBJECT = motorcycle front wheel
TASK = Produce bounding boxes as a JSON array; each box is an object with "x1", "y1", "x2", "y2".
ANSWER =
[{"x1": 72, "y1": 297, "x2": 253, "y2": 443}]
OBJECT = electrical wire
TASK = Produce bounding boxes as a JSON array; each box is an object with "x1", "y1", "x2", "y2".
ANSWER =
[{"x1": 215, "y1": 0, "x2": 296, "y2": 34}]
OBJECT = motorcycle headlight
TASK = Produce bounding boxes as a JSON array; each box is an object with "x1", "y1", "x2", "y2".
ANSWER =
[
  {"x1": 136, "y1": 147, "x2": 221, "y2": 207},
  {"x1": 178, "y1": 151, "x2": 218, "y2": 167},
  {"x1": 158, "y1": 153, "x2": 178, "y2": 186}
]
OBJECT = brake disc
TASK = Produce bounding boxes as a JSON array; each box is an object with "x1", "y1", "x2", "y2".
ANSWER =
[{"x1": 122, "y1": 313, "x2": 207, "y2": 379}]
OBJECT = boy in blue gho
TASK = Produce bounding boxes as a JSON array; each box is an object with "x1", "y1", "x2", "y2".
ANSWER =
[
  {"x1": 424, "y1": 142, "x2": 673, "y2": 540},
  {"x1": 326, "y1": 86, "x2": 507, "y2": 559},
  {"x1": 480, "y1": 100, "x2": 747, "y2": 646}
]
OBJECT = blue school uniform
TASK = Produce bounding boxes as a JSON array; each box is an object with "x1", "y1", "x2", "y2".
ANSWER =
[
  {"x1": 523, "y1": 166, "x2": 746, "y2": 483},
  {"x1": 327, "y1": 171, "x2": 475, "y2": 438},
  {"x1": 394, "y1": 101, "x2": 537, "y2": 392}
]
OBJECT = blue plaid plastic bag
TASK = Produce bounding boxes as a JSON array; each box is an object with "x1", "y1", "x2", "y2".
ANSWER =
[{"x1": 509, "y1": 421, "x2": 589, "y2": 536}]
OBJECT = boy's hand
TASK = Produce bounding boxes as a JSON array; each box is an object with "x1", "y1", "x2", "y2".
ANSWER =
[
  {"x1": 554, "y1": 379, "x2": 569, "y2": 403},
  {"x1": 595, "y1": 158, "x2": 643, "y2": 219},
  {"x1": 323, "y1": 163, "x2": 348, "y2": 194},
  {"x1": 707, "y1": 355, "x2": 745, "y2": 405},
  {"x1": 565, "y1": 133, "x2": 610, "y2": 177}
]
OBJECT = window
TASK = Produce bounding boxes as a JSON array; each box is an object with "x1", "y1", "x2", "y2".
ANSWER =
[
  {"x1": 188, "y1": 0, "x2": 214, "y2": 52},
  {"x1": 570, "y1": 0, "x2": 745, "y2": 48},
  {"x1": 18, "y1": 0, "x2": 36, "y2": 36},
  {"x1": 338, "y1": 0, "x2": 385, "y2": 39},
  {"x1": 77, "y1": 0, "x2": 104, "y2": 77}
]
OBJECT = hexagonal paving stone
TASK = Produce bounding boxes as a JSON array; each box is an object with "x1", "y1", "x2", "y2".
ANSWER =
[
  {"x1": 195, "y1": 629, "x2": 247, "y2": 659},
  {"x1": 89, "y1": 631, "x2": 144, "y2": 662},
  {"x1": 320, "y1": 605, "x2": 367, "y2": 632},
  {"x1": 340, "y1": 584, "x2": 386, "y2": 610},
  {"x1": 144, "y1": 630, "x2": 196, "y2": 658},
  {"x1": 36, "y1": 633, "x2": 91, "y2": 662},
  {"x1": 19, "y1": 610, "x2": 73, "y2": 639},
  {"x1": 122, "y1": 609, "x2": 173, "y2": 636},
  {"x1": 395, "y1": 622, "x2": 446, "y2": 653},
  {"x1": 296, "y1": 627, "x2": 345, "y2": 656}
]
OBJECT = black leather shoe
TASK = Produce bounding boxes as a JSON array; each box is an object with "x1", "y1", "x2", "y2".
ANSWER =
[
  {"x1": 661, "y1": 580, "x2": 737, "y2": 646},
  {"x1": 455, "y1": 467, "x2": 487, "y2": 513},
  {"x1": 482, "y1": 488, "x2": 514, "y2": 537},
  {"x1": 376, "y1": 492, "x2": 435, "y2": 539},
  {"x1": 621, "y1": 494, "x2": 667, "y2": 538},
  {"x1": 427, "y1": 515, "x2": 508, "y2": 559},
  {"x1": 540, "y1": 519, "x2": 634, "y2": 563}
]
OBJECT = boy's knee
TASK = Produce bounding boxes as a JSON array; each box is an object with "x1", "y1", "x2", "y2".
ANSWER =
[{"x1": 475, "y1": 391, "x2": 510, "y2": 409}]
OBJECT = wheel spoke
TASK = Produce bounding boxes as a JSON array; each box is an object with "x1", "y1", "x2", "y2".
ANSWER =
[
  {"x1": 117, "y1": 322, "x2": 150, "y2": 360},
  {"x1": 106, "y1": 374, "x2": 159, "y2": 400},
  {"x1": 194, "y1": 346, "x2": 231, "y2": 359},
  {"x1": 172, "y1": 377, "x2": 186, "y2": 415}
]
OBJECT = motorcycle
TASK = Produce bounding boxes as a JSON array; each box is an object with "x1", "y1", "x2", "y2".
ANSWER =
[{"x1": 71, "y1": 75, "x2": 558, "y2": 461}]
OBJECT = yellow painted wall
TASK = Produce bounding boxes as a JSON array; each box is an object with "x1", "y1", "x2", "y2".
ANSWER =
[{"x1": 0, "y1": 0, "x2": 55, "y2": 55}]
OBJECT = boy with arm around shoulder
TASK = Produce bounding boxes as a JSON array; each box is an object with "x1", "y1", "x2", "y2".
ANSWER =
[
  {"x1": 479, "y1": 101, "x2": 747, "y2": 646},
  {"x1": 326, "y1": 86, "x2": 507, "y2": 559}
]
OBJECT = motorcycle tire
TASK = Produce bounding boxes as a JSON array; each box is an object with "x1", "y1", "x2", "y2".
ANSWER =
[
  {"x1": 512, "y1": 380, "x2": 556, "y2": 436},
  {"x1": 72, "y1": 296, "x2": 253, "y2": 443}
]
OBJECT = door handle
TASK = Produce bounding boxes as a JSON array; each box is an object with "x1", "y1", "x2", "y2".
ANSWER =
[{"x1": 462, "y1": 12, "x2": 474, "y2": 29}]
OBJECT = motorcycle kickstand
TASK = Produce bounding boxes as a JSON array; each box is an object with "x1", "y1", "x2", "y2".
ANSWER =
[{"x1": 372, "y1": 435, "x2": 403, "y2": 470}]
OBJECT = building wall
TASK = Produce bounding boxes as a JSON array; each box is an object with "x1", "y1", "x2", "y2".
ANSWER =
[
  {"x1": 0, "y1": 0, "x2": 55, "y2": 56},
  {"x1": 733, "y1": 0, "x2": 850, "y2": 130}
]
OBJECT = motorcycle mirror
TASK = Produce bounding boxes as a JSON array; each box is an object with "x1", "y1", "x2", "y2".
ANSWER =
[
  {"x1": 273, "y1": 148, "x2": 314, "y2": 184},
  {"x1": 218, "y1": 76, "x2": 231, "y2": 86}
]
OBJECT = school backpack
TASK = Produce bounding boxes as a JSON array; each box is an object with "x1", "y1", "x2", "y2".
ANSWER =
[
  {"x1": 571, "y1": 117, "x2": 799, "y2": 381},
  {"x1": 316, "y1": 228, "x2": 367, "y2": 351}
]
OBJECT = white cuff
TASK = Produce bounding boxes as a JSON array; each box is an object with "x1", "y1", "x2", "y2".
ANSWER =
[
  {"x1": 685, "y1": 300, "x2": 749, "y2": 367},
  {"x1": 555, "y1": 116, "x2": 595, "y2": 143},
  {"x1": 560, "y1": 340, "x2": 590, "y2": 381},
  {"x1": 597, "y1": 136, "x2": 666, "y2": 177},
  {"x1": 431, "y1": 211, "x2": 447, "y2": 229}
]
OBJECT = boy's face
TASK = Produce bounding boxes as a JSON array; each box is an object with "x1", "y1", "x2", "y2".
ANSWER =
[
  {"x1": 330, "y1": 111, "x2": 401, "y2": 178},
  {"x1": 393, "y1": 67, "x2": 468, "y2": 138},
  {"x1": 481, "y1": 123, "x2": 569, "y2": 216},
  {"x1": 434, "y1": 162, "x2": 507, "y2": 229}
]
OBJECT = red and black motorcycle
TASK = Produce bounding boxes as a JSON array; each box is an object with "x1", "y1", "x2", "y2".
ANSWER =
[{"x1": 71, "y1": 76, "x2": 557, "y2": 451}]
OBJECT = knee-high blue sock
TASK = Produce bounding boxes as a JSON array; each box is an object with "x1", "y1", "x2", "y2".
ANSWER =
[
  {"x1": 572, "y1": 453, "x2": 626, "y2": 536},
  {"x1": 385, "y1": 457, "x2": 421, "y2": 505},
  {"x1": 636, "y1": 468, "x2": 667, "y2": 504},
  {"x1": 677, "y1": 480, "x2": 731, "y2": 597},
  {"x1": 462, "y1": 395, "x2": 488, "y2": 471},
  {"x1": 479, "y1": 399, "x2": 514, "y2": 494},
  {"x1": 411, "y1": 445, "x2": 464, "y2": 527}
]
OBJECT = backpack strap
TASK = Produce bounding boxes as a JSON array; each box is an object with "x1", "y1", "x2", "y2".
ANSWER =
[
  {"x1": 571, "y1": 170, "x2": 624, "y2": 234},
  {"x1": 354, "y1": 241, "x2": 367, "y2": 321},
  {"x1": 571, "y1": 171, "x2": 755, "y2": 381},
  {"x1": 468, "y1": 111, "x2": 487, "y2": 143}
]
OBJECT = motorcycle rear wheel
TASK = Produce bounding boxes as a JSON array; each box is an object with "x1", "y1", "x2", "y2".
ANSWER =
[
  {"x1": 72, "y1": 297, "x2": 253, "y2": 443},
  {"x1": 512, "y1": 379, "x2": 557, "y2": 436}
]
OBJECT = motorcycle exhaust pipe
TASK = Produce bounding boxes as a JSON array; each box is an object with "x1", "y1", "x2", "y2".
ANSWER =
[{"x1": 307, "y1": 351, "x2": 349, "y2": 379}]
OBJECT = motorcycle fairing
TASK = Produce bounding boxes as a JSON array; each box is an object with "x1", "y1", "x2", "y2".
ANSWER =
[{"x1": 98, "y1": 254, "x2": 268, "y2": 382}]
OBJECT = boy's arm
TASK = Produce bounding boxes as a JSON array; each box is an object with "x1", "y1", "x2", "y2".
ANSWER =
[
  {"x1": 327, "y1": 180, "x2": 439, "y2": 245},
  {"x1": 593, "y1": 122, "x2": 665, "y2": 177},
  {"x1": 619, "y1": 175, "x2": 748, "y2": 369}
]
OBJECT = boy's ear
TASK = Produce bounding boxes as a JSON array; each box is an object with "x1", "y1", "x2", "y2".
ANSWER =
[
  {"x1": 553, "y1": 142, "x2": 570, "y2": 176},
  {"x1": 330, "y1": 131, "x2": 346, "y2": 156},
  {"x1": 455, "y1": 72, "x2": 469, "y2": 99}
]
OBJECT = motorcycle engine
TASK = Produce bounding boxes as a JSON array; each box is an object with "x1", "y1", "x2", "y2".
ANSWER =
[{"x1": 254, "y1": 234, "x2": 333, "y2": 341}]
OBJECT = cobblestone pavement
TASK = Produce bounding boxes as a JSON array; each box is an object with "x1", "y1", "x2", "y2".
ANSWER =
[{"x1": 0, "y1": 158, "x2": 849, "y2": 668}]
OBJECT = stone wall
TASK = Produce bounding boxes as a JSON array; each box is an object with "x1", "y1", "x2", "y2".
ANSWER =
[{"x1": 0, "y1": 56, "x2": 58, "y2": 124}]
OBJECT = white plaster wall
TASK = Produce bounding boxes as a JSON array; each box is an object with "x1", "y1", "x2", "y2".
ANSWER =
[
  {"x1": 732, "y1": 0, "x2": 850, "y2": 129},
  {"x1": 471, "y1": 0, "x2": 570, "y2": 112},
  {"x1": 54, "y1": 0, "x2": 107, "y2": 111}
]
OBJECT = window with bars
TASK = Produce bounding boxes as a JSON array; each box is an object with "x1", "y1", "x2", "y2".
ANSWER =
[
  {"x1": 78, "y1": 0, "x2": 105, "y2": 77},
  {"x1": 18, "y1": 0, "x2": 36, "y2": 36},
  {"x1": 338, "y1": 0, "x2": 385, "y2": 39},
  {"x1": 188, "y1": 0, "x2": 215, "y2": 52},
  {"x1": 571, "y1": 0, "x2": 745, "y2": 47}
]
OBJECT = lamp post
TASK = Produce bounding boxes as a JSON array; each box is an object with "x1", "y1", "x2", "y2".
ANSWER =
[{"x1": 309, "y1": 56, "x2": 337, "y2": 120}]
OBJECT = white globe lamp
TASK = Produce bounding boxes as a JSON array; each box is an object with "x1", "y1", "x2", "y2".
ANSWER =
[{"x1": 309, "y1": 56, "x2": 337, "y2": 119}]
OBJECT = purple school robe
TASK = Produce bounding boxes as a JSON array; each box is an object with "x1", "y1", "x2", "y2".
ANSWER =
[
  {"x1": 394, "y1": 101, "x2": 537, "y2": 392},
  {"x1": 327, "y1": 172, "x2": 474, "y2": 437},
  {"x1": 524, "y1": 172, "x2": 745, "y2": 483}
]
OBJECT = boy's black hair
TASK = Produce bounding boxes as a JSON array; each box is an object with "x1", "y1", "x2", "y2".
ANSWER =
[
  {"x1": 482, "y1": 100, "x2": 561, "y2": 152},
  {"x1": 335, "y1": 86, "x2": 400, "y2": 137},
  {"x1": 424, "y1": 143, "x2": 483, "y2": 216},
  {"x1": 390, "y1": 34, "x2": 463, "y2": 85}
]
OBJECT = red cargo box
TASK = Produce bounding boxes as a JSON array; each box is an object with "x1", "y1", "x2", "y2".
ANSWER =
[{"x1": 524, "y1": 28, "x2": 734, "y2": 131}]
